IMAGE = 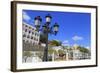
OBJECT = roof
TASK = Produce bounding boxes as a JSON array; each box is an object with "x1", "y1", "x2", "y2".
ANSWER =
[{"x1": 23, "y1": 22, "x2": 36, "y2": 29}]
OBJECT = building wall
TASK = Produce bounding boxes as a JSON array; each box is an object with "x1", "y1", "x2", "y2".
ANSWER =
[
  {"x1": 22, "y1": 22, "x2": 40, "y2": 45},
  {"x1": 72, "y1": 46, "x2": 90, "y2": 60},
  {"x1": 22, "y1": 23, "x2": 42, "y2": 63},
  {"x1": 23, "y1": 51, "x2": 42, "y2": 63}
]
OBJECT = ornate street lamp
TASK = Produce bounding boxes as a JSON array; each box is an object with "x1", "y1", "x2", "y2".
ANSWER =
[
  {"x1": 45, "y1": 14, "x2": 52, "y2": 24},
  {"x1": 34, "y1": 14, "x2": 59, "y2": 61},
  {"x1": 34, "y1": 16, "x2": 42, "y2": 30},
  {"x1": 53, "y1": 23, "x2": 59, "y2": 35}
]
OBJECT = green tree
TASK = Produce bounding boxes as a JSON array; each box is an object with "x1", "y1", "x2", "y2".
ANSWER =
[
  {"x1": 49, "y1": 40, "x2": 62, "y2": 46},
  {"x1": 58, "y1": 49, "x2": 64, "y2": 54},
  {"x1": 48, "y1": 49, "x2": 54, "y2": 54},
  {"x1": 48, "y1": 48, "x2": 57, "y2": 55},
  {"x1": 77, "y1": 46, "x2": 89, "y2": 53}
]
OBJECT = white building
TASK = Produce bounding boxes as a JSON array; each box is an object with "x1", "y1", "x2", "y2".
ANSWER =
[
  {"x1": 52, "y1": 46, "x2": 63, "y2": 51},
  {"x1": 22, "y1": 22, "x2": 44, "y2": 63},
  {"x1": 22, "y1": 22, "x2": 40, "y2": 45},
  {"x1": 72, "y1": 44, "x2": 90, "y2": 60}
]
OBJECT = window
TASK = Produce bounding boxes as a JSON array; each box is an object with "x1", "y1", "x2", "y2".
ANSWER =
[
  {"x1": 25, "y1": 29, "x2": 27, "y2": 32},
  {"x1": 29, "y1": 31, "x2": 31, "y2": 34},
  {"x1": 35, "y1": 33, "x2": 37, "y2": 36},
  {"x1": 32, "y1": 28, "x2": 34, "y2": 30},
  {"x1": 23, "y1": 40, "x2": 25, "y2": 42},
  {"x1": 23, "y1": 34, "x2": 26, "y2": 37},
  {"x1": 31, "y1": 36, "x2": 33, "y2": 39},
  {"x1": 36, "y1": 39, "x2": 38, "y2": 41},
  {"x1": 32, "y1": 32, "x2": 34, "y2": 35},
  {"x1": 29, "y1": 27, "x2": 31, "y2": 29},
  {"x1": 25, "y1": 25, "x2": 28, "y2": 27}
]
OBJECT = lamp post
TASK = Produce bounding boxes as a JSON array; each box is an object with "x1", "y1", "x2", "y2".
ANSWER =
[{"x1": 34, "y1": 14, "x2": 59, "y2": 61}]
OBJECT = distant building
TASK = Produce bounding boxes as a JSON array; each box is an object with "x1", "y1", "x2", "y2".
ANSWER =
[
  {"x1": 52, "y1": 46, "x2": 63, "y2": 51},
  {"x1": 72, "y1": 44, "x2": 90, "y2": 60},
  {"x1": 72, "y1": 45, "x2": 81, "y2": 60},
  {"x1": 22, "y1": 22, "x2": 40, "y2": 45},
  {"x1": 49, "y1": 44, "x2": 91, "y2": 61}
]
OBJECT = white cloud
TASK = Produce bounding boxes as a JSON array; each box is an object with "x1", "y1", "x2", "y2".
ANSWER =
[
  {"x1": 62, "y1": 40, "x2": 69, "y2": 46},
  {"x1": 72, "y1": 35, "x2": 83, "y2": 41},
  {"x1": 23, "y1": 11, "x2": 31, "y2": 21},
  {"x1": 63, "y1": 40, "x2": 69, "y2": 44},
  {"x1": 73, "y1": 44, "x2": 79, "y2": 46},
  {"x1": 85, "y1": 46, "x2": 90, "y2": 49}
]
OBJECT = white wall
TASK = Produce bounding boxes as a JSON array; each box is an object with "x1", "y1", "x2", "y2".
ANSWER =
[{"x1": 0, "y1": 0, "x2": 99, "y2": 73}]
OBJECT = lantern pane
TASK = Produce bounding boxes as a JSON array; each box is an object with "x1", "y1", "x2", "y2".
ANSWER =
[
  {"x1": 46, "y1": 17, "x2": 51, "y2": 22},
  {"x1": 54, "y1": 26, "x2": 58, "y2": 31},
  {"x1": 35, "y1": 20, "x2": 40, "y2": 26}
]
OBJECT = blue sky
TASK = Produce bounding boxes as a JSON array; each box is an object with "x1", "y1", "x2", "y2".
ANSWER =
[{"x1": 22, "y1": 10, "x2": 91, "y2": 48}]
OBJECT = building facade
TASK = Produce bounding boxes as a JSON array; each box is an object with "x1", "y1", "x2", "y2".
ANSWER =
[
  {"x1": 22, "y1": 23, "x2": 44, "y2": 63},
  {"x1": 22, "y1": 22, "x2": 40, "y2": 45},
  {"x1": 48, "y1": 45, "x2": 91, "y2": 61}
]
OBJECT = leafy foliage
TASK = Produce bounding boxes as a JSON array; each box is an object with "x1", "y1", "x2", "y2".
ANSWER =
[
  {"x1": 77, "y1": 46, "x2": 89, "y2": 53},
  {"x1": 48, "y1": 48, "x2": 57, "y2": 55},
  {"x1": 49, "y1": 40, "x2": 62, "y2": 46},
  {"x1": 23, "y1": 51, "x2": 33, "y2": 57},
  {"x1": 58, "y1": 49, "x2": 65, "y2": 54}
]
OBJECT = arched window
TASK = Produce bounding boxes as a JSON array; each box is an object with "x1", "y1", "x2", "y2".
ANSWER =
[
  {"x1": 25, "y1": 25, "x2": 28, "y2": 27},
  {"x1": 23, "y1": 34, "x2": 26, "y2": 37},
  {"x1": 32, "y1": 32, "x2": 34, "y2": 35},
  {"x1": 29, "y1": 30, "x2": 31, "y2": 34},
  {"x1": 29, "y1": 27, "x2": 31, "y2": 29},
  {"x1": 25, "y1": 29, "x2": 27, "y2": 32},
  {"x1": 23, "y1": 40, "x2": 25, "y2": 42},
  {"x1": 31, "y1": 36, "x2": 33, "y2": 39},
  {"x1": 32, "y1": 28, "x2": 34, "y2": 30},
  {"x1": 35, "y1": 33, "x2": 37, "y2": 36}
]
